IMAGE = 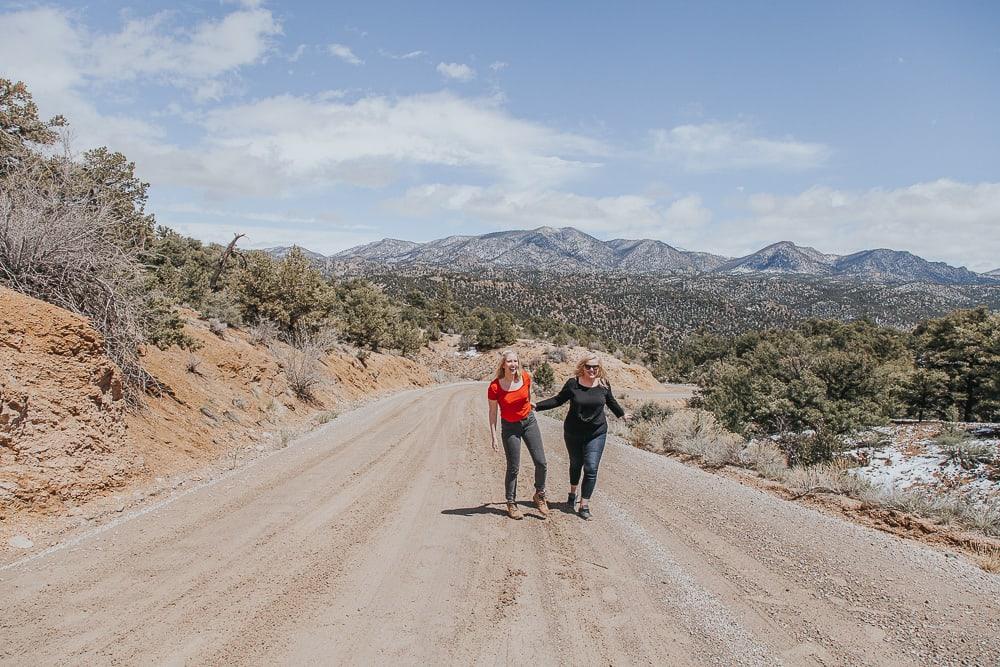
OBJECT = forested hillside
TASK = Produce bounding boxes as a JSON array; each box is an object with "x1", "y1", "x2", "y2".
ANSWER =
[{"x1": 370, "y1": 270, "x2": 1000, "y2": 349}]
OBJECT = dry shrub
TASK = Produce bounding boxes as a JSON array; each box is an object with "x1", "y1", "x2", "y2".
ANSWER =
[
  {"x1": 700, "y1": 432, "x2": 744, "y2": 468},
  {"x1": 657, "y1": 409, "x2": 744, "y2": 467},
  {"x1": 627, "y1": 420, "x2": 666, "y2": 452},
  {"x1": 740, "y1": 440, "x2": 788, "y2": 479},
  {"x1": 962, "y1": 500, "x2": 1000, "y2": 537},
  {"x1": 858, "y1": 487, "x2": 990, "y2": 531},
  {"x1": 289, "y1": 325, "x2": 339, "y2": 352},
  {"x1": 208, "y1": 318, "x2": 227, "y2": 337},
  {"x1": 634, "y1": 400, "x2": 674, "y2": 423},
  {"x1": 780, "y1": 461, "x2": 871, "y2": 496},
  {"x1": 973, "y1": 544, "x2": 1000, "y2": 573},
  {"x1": 248, "y1": 319, "x2": 279, "y2": 346},
  {"x1": 546, "y1": 346, "x2": 568, "y2": 363},
  {"x1": 0, "y1": 153, "x2": 151, "y2": 396},
  {"x1": 277, "y1": 343, "x2": 324, "y2": 401},
  {"x1": 185, "y1": 354, "x2": 203, "y2": 375},
  {"x1": 939, "y1": 438, "x2": 997, "y2": 469}
]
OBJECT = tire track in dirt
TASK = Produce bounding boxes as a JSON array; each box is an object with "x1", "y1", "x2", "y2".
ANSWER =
[{"x1": 2, "y1": 384, "x2": 999, "y2": 666}]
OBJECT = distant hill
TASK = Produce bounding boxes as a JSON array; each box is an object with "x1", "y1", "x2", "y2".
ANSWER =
[
  {"x1": 280, "y1": 226, "x2": 994, "y2": 286},
  {"x1": 261, "y1": 229, "x2": 999, "y2": 347}
]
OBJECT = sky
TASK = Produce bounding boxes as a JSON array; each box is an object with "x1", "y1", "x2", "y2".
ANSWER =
[{"x1": 2, "y1": 1, "x2": 999, "y2": 271}]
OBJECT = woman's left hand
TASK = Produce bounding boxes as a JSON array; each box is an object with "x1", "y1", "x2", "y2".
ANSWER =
[{"x1": 622, "y1": 412, "x2": 633, "y2": 421}]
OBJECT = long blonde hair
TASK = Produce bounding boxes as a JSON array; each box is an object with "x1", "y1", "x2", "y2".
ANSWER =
[
  {"x1": 575, "y1": 353, "x2": 609, "y2": 386},
  {"x1": 495, "y1": 350, "x2": 520, "y2": 380}
]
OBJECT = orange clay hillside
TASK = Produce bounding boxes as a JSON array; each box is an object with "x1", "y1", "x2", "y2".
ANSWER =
[
  {"x1": 0, "y1": 287, "x2": 433, "y2": 522},
  {"x1": 1, "y1": 287, "x2": 133, "y2": 516}
]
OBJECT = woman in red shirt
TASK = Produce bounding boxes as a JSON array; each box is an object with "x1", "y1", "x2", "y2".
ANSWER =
[{"x1": 488, "y1": 350, "x2": 549, "y2": 519}]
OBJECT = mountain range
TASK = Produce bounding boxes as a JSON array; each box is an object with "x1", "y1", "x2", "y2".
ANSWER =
[{"x1": 270, "y1": 226, "x2": 997, "y2": 286}]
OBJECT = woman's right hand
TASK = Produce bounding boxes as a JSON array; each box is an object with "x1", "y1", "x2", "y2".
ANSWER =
[{"x1": 491, "y1": 434, "x2": 499, "y2": 452}]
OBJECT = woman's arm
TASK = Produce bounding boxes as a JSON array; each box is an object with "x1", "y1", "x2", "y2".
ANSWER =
[
  {"x1": 605, "y1": 384, "x2": 630, "y2": 420},
  {"x1": 534, "y1": 379, "x2": 573, "y2": 412},
  {"x1": 488, "y1": 399, "x2": 500, "y2": 451}
]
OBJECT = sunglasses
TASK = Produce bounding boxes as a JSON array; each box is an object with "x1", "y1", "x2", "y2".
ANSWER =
[{"x1": 584, "y1": 364, "x2": 600, "y2": 370}]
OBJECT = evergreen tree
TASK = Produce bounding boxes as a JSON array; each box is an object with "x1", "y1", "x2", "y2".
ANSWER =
[
  {"x1": 914, "y1": 307, "x2": 1000, "y2": 421},
  {"x1": 534, "y1": 362, "x2": 555, "y2": 392}
]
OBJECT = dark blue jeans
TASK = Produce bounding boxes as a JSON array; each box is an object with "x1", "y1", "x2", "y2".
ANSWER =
[
  {"x1": 565, "y1": 431, "x2": 607, "y2": 500},
  {"x1": 501, "y1": 413, "x2": 547, "y2": 502}
]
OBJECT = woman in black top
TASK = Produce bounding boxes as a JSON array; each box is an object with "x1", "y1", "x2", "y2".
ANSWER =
[{"x1": 534, "y1": 354, "x2": 631, "y2": 519}]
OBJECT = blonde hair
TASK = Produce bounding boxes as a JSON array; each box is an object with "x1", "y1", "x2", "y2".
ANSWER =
[
  {"x1": 575, "y1": 353, "x2": 609, "y2": 386},
  {"x1": 495, "y1": 350, "x2": 520, "y2": 380}
]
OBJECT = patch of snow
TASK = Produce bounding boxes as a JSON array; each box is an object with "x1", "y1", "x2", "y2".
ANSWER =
[
  {"x1": 844, "y1": 429, "x2": 1000, "y2": 502},
  {"x1": 850, "y1": 446, "x2": 941, "y2": 491}
]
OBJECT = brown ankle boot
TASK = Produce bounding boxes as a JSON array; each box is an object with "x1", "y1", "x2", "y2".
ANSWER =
[
  {"x1": 506, "y1": 502, "x2": 523, "y2": 520},
  {"x1": 533, "y1": 490, "x2": 549, "y2": 517}
]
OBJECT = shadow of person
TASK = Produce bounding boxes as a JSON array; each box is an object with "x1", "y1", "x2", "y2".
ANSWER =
[
  {"x1": 440, "y1": 503, "x2": 545, "y2": 519},
  {"x1": 556, "y1": 498, "x2": 578, "y2": 516},
  {"x1": 440, "y1": 503, "x2": 507, "y2": 517}
]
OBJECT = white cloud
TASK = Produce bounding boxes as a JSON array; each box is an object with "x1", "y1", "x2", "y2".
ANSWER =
[
  {"x1": 155, "y1": 91, "x2": 605, "y2": 194},
  {"x1": 651, "y1": 121, "x2": 829, "y2": 171},
  {"x1": 437, "y1": 62, "x2": 476, "y2": 81},
  {"x1": 287, "y1": 44, "x2": 308, "y2": 62},
  {"x1": 328, "y1": 43, "x2": 363, "y2": 65},
  {"x1": 722, "y1": 179, "x2": 1000, "y2": 271},
  {"x1": 0, "y1": 6, "x2": 280, "y2": 94},
  {"x1": 490, "y1": 61, "x2": 508, "y2": 72},
  {"x1": 380, "y1": 49, "x2": 425, "y2": 60},
  {"x1": 394, "y1": 185, "x2": 710, "y2": 240}
]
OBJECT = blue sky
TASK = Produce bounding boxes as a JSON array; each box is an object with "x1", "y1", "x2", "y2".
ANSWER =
[{"x1": 2, "y1": 1, "x2": 999, "y2": 270}]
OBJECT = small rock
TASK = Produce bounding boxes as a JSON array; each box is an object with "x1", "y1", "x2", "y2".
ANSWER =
[{"x1": 9, "y1": 535, "x2": 33, "y2": 549}]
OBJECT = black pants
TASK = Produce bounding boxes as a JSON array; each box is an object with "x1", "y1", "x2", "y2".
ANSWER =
[
  {"x1": 501, "y1": 413, "x2": 547, "y2": 502},
  {"x1": 566, "y1": 431, "x2": 607, "y2": 500}
]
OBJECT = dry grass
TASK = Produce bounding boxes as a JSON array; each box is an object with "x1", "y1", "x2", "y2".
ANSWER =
[
  {"x1": 276, "y1": 343, "x2": 325, "y2": 401},
  {"x1": 208, "y1": 318, "x2": 227, "y2": 338},
  {"x1": 780, "y1": 461, "x2": 872, "y2": 497},
  {"x1": 973, "y1": 544, "x2": 1000, "y2": 573},
  {"x1": 739, "y1": 440, "x2": 787, "y2": 480},
  {"x1": 184, "y1": 353, "x2": 203, "y2": 375},
  {"x1": 619, "y1": 408, "x2": 1000, "y2": 541},
  {"x1": 248, "y1": 319, "x2": 279, "y2": 346}
]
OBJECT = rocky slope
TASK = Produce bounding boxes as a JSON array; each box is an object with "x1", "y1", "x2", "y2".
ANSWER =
[
  {"x1": 0, "y1": 288, "x2": 434, "y2": 523},
  {"x1": 313, "y1": 226, "x2": 994, "y2": 285},
  {"x1": 1, "y1": 288, "x2": 134, "y2": 517}
]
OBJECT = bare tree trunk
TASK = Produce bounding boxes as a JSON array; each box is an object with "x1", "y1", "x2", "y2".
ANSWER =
[{"x1": 209, "y1": 233, "x2": 245, "y2": 292}]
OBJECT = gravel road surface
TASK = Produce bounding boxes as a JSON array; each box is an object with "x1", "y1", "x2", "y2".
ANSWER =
[{"x1": 2, "y1": 383, "x2": 998, "y2": 665}]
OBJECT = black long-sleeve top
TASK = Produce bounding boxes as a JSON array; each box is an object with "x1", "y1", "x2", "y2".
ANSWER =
[{"x1": 535, "y1": 377, "x2": 625, "y2": 437}]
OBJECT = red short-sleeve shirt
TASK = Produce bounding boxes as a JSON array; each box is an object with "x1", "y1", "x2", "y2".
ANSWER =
[{"x1": 487, "y1": 371, "x2": 532, "y2": 422}]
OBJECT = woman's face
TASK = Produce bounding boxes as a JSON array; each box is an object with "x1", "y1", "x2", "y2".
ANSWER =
[
  {"x1": 504, "y1": 354, "x2": 519, "y2": 376},
  {"x1": 583, "y1": 357, "x2": 600, "y2": 379}
]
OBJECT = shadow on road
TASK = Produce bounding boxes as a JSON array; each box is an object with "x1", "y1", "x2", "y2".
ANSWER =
[{"x1": 440, "y1": 503, "x2": 546, "y2": 520}]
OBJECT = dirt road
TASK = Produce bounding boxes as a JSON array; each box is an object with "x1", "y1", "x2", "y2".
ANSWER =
[{"x1": 2, "y1": 383, "x2": 998, "y2": 665}]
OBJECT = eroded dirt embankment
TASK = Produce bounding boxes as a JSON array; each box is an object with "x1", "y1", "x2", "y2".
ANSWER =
[
  {"x1": 1, "y1": 288, "x2": 132, "y2": 516},
  {"x1": 0, "y1": 287, "x2": 434, "y2": 527}
]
